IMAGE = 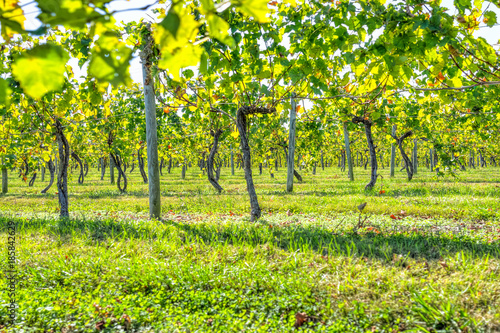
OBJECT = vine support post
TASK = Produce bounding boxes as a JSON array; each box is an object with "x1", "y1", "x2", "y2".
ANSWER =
[
  {"x1": 429, "y1": 148, "x2": 433, "y2": 171},
  {"x1": 140, "y1": 24, "x2": 161, "y2": 219},
  {"x1": 1, "y1": 166, "x2": 7, "y2": 194},
  {"x1": 343, "y1": 122, "x2": 354, "y2": 181},
  {"x1": 230, "y1": 144, "x2": 235, "y2": 176},
  {"x1": 109, "y1": 153, "x2": 115, "y2": 184},
  {"x1": 182, "y1": 155, "x2": 186, "y2": 179},
  {"x1": 41, "y1": 164, "x2": 45, "y2": 182},
  {"x1": 413, "y1": 139, "x2": 418, "y2": 175},
  {"x1": 390, "y1": 125, "x2": 396, "y2": 177},
  {"x1": 286, "y1": 93, "x2": 297, "y2": 193}
]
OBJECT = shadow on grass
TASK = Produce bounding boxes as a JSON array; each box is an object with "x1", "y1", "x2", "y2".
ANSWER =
[{"x1": 1, "y1": 215, "x2": 499, "y2": 262}]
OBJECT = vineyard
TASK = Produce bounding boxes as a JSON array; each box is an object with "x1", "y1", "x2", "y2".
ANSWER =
[{"x1": 1, "y1": 0, "x2": 500, "y2": 331}]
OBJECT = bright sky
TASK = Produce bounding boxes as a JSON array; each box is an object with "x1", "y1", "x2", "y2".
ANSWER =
[{"x1": 16, "y1": 0, "x2": 500, "y2": 85}]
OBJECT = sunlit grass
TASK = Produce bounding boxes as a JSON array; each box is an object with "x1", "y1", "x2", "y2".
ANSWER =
[{"x1": 0, "y1": 164, "x2": 499, "y2": 331}]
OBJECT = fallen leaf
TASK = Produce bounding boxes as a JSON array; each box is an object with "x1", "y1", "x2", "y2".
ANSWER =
[
  {"x1": 95, "y1": 320, "x2": 105, "y2": 331},
  {"x1": 294, "y1": 312, "x2": 308, "y2": 328}
]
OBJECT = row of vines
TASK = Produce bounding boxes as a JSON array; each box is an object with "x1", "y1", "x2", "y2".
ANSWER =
[{"x1": 0, "y1": 0, "x2": 499, "y2": 220}]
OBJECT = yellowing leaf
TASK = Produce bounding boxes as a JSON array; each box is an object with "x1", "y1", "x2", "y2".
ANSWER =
[
  {"x1": 231, "y1": 131, "x2": 239, "y2": 139},
  {"x1": 232, "y1": 0, "x2": 271, "y2": 23},
  {"x1": 12, "y1": 44, "x2": 69, "y2": 99},
  {"x1": 154, "y1": 5, "x2": 200, "y2": 52},
  {"x1": 351, "y1": 63, "x2": 365, "y2": 77},
  {"x1": 0, "y1": 0, "x2": 26, "y2": 40},
  {"x1": 450, "y1": 77, "x2": 462, "y2": 87},
  {"x1": 157, "y1": 43, "x2": 203, "y2": 79}
]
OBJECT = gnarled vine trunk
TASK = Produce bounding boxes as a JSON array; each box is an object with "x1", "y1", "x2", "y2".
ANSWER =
[
  {"x1": 71, "y1": 152, "x2": 84, "y2": 184},
  {"x1": 41, "y1": 159, "x2": 55, "y2": 194},
  {"x1": 207, "y1": 129, "x2": 223, "y2": 194},
  {"x1": 100, "y1": 157, "x2": 106, "y2": 180},
  {"x1": 352, "y1": 116, "x2": 377, "y2": 190},
  {"x1": 110, "y1": 153, "x2": 127, "y2": 193},
  {"x1": 138, "y1": 149, "x2": 148, "y2": 184},
  {"x1": 393, "y1": 130, "x2": 414, "y2": 181},
  {"x1": 236, "y1": 105, "x2": 275, "y2": 222},
  {"x1": 28, "y1": 172, "x2": 37, "y2": 187},
  {"x1": 55, "y1": 120, "x2": 70, "y2": 218}
]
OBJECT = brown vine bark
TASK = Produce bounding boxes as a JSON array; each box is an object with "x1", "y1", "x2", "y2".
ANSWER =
[
  {"x1": 110, "y1": 153, "x2": 127, "y2": 193},
  {"x1": 28, "y1": 172, "x2": 37, "y2": 187},
  {"x1": 55, "y1": 120, "x2": 70, "y2": 218},
  {"x1": 207, "y1": 129, "x2": 223, "y2": 194},
  {"x1": 41, "y1": 159, "x2": 55, "y2": 194},
  {"x1": 352, "y1": 116, "x2": 377, "y2": 190},
  {"x1": 236, "y1": 105, "x2": 275, "y2": 222},
  {"x1": 71, "y1": 152, "x2": 84, "y2": 184},
  {"x1": 138, "y1": 148, "x2": 148, "y2": 183},
  {"x1": 100, "y1": 157, "x2": 106, "y2": 180},
  {"x1": 391, "y1": 130, "x2": 414, "y2": 181}
]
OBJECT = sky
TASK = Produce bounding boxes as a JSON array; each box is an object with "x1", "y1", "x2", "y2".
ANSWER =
[{"x1": 14, "y1": 0, "x2": 500, "y2": 85}]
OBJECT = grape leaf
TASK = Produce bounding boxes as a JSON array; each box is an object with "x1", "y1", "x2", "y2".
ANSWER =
[{"x1": 12, "y1": 44, "x2": 69, "y2": 99}]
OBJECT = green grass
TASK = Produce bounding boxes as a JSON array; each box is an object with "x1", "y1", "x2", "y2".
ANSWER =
[{"x1": 0, "y1": 164, "x2": 500, "y2": 332}]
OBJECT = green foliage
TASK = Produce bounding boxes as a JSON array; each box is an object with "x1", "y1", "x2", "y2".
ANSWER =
[{"x1": 11, "y1": 44, "x2": 69, "y2": 99}]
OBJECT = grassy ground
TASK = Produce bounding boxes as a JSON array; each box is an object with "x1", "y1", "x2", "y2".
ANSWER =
[{"x1": 0, "y1": 164, "x2": 499, "y2": 332}]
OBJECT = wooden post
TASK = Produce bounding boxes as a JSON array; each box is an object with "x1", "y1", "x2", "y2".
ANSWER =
[
  {"x1": 1, "y1": 166, "x2": 7, "y2": 194},
  {"x1": 321, "y1": 150, "x2": 324, "y2": 170},
  {"x1": 140, "y1": 25, "x2": 161, "y2": 219},
  {"x1": 109, "y1": 153, "x2": 115, "y2": 184},
  {"x1": 230, "y1": 144, "x2": 235, "y2": 176},
  {"x1": 286, "y1": 93, "x2": 297, "y2": 192},
  {"x1": 430, "y1": 148, "x2": 433, "y2": 172},
  {"x1": 182, "y1": 156, "x2": 186, "y2": 179},
  {"x1": 413, "y1": 139, "x2": 418, "y2": 175},
  {"x1": 343, "y1": 122, "x2": 354, "y2": 181},
  {"x1": 390, "y1": 125, "x2": 396, "y2": 177}
]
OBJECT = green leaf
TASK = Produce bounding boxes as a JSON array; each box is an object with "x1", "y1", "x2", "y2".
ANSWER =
[
  {"x1": 483, "y1": 11, "x2": 497, "y2": 27},
  {"x1": 12, "y1": 44, "x2": 69, "y2": 99},
  {"x1": 0, "y1": 79, "x2": 11, "y2": 105},
  {"x1": 207, "y1": 14, "x2": 235, "y2": 48},
  {"x1": 88, "y1": 35, "x2": 133, "y2": 87},
  {"x1": 372, "y1": 111, "x2": 381, "y2": 120},
  {"x1": 232, "y1": 0, "x2": 271, "y2": 23},
  {"x1": 160, "y1": 11, "x2": 181, "y2": 38},
  {"x1": 200, "y1": 52, "x2": 208, "y2": 74}
]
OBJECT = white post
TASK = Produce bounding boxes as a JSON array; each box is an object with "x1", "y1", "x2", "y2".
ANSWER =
[
  {"x1": 286, "y1": 93, "x2": 297, "y2": 192},
  {"x1": 343, "y1": 122, "x2": 354, "y2": 181},
  {"x1": 390, "y1": 124, "x2": 396, "y2": 177},
  {"x1": 140, "y1": 25, "x2": 161, "y2": 219}
]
